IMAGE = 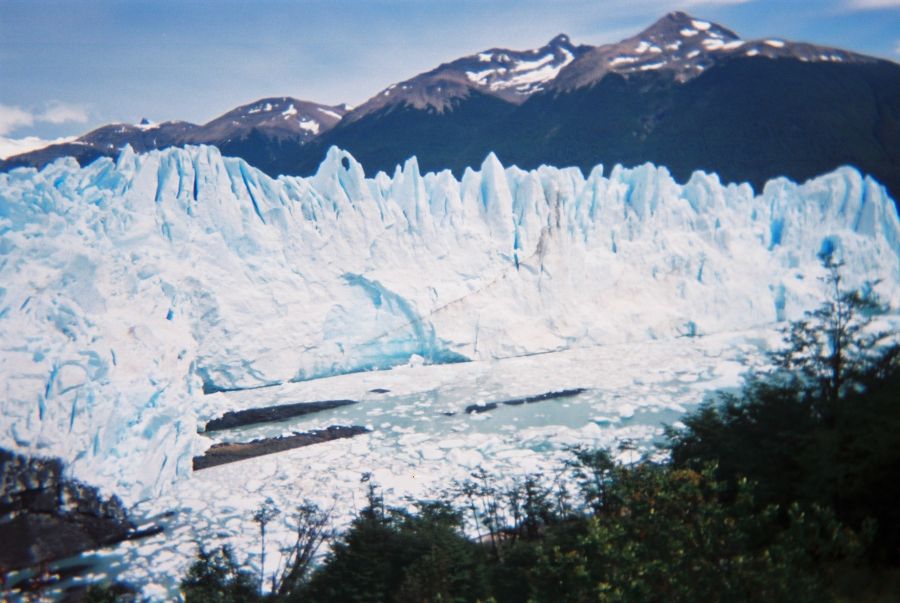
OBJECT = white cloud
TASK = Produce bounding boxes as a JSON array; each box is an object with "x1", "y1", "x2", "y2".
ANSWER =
[
  {"x1": 682, "y1": 0, "x2": 752, "y2": 5},
  {"x1": 0, "y1": 105, "x2": 35, "y2": 136},
  {"x1": 634, "y1": 0, "x2": 752, "y2": 8},
  {"x1": 0, "y1": 101, "x2": 89, "y2": 136},
  {"x1": 40, "y1": 101, "x2": 88, "y2": 125},
  {"x1": 844, "y1": 0, "x2": 900, "y2": 9},
  {"x1": 588, "y1": 0, "x2": 751, "y2": 12},
  {"x1": 0, "y1": 135, "x2": 77, "y2": 159}
]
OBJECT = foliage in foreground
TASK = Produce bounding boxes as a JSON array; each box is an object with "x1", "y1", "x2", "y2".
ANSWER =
[
  {"x1": 668, "y1": 259, "x2": 900, "y2": 563},
  {"x1": 180, "y1": 546, "x2": 260, "y2": 603},
  {"x1": 174, "y1": 455, "x2": 868, "y2": 603}
]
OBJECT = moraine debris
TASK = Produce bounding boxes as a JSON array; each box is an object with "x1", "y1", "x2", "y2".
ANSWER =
[
  {"x1": 193, "y1": 425, "x2": 370, "y2": 470},
  {"x1": 203, "y1": 399, "x2": 358, "y2": 432},
  {"x1": 464, "y1": 388, "x2": 587, "y2": 415}
]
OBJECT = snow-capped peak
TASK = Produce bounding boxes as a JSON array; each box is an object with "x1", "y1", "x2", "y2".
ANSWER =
[
  {"x1": 551, "y1": 11, "x2": 875, "y2": 90},
  {"x1": 463, "y1": 33, "x2": 580, "y2": 95},
  {"x1": 135, "y1": 117, "x2": 160, "y2": 131},
  {"x1": 344, "y1": 34, "x2": 591, "y2": 122},
  {"x1": 186, "y1": 97, "x2": 349, "y2": 143}
]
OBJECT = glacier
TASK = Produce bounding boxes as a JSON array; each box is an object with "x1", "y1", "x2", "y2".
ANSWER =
[{"x1": 1, "y1": 144, "x2": 899, "y2": 504}]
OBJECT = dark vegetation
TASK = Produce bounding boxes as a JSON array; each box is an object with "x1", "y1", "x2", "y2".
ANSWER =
[
  {"x1": 16, "y1": 259, "x2": 900, "y2": 601},
  {"x1": 668, "y1": 260, "x2": 900, "y2": 567}
]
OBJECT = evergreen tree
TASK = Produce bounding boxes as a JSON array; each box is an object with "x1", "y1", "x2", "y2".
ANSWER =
[
  {"x1": 667, "y1": 257, "x2": 900, "y2": 561},
  {"x1": 180, "y1": 546, "x2": 261, "y2": 603},
  {"x1": 297, "y1": 484, "x2": 487, "y2": 603}
]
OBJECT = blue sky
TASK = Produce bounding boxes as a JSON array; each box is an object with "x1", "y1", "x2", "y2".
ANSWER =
[{"x1": 1, "y1": 0, "x2": 898, "y2": 140}]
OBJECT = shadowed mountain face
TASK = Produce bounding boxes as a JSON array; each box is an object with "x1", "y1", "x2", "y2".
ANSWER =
[
  {"x1": 2, "y1": 12, "x2": 898, "y2": 202},
  {"x1": 486, "y1": 58, "x2": 900, "y2": 201}
]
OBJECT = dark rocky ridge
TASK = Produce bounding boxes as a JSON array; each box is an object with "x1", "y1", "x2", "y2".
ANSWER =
[
  {"x1": 204, "y1": 399, "x2": 358, "y2": 431},
  {"x1": 193, "y1": 425, "x2": 370, "y2": 470},
  {"x1": 0, "y1": 448, "x2": 136, "y2": 572},
  {"x1": 463, "y1": 388, "x2": 587, "y2": 415}
]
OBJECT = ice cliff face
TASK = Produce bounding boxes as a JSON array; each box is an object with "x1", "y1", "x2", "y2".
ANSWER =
[{"x1": 1, "y1": 145, "x2": 898, "y2": 500}]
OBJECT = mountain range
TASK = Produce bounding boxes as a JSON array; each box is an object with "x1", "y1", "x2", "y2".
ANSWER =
[{"x1": 3, "y1": 11, "x2": 899, "y2": 201}]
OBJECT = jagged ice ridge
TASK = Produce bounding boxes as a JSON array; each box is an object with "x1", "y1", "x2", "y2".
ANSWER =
[{"x1": 0, "y1": 145, "x2": 898, "y2": 501}]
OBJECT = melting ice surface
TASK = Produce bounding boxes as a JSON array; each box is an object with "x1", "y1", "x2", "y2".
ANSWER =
[
  {"x1": 120, "y1": 330, "x2": 776, "y2": 598},
  {"x1": 1, "y1": 145, "x2": 899, "y2": 596}
]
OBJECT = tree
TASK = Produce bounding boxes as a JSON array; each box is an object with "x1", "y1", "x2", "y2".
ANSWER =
[
  {"x1": 532, "y1": 462, "x2": 856, "y2": 603},
  {"x1": 566, "y1": 446, "x2": 616, "y2": 514},
  {"x1": 771, "y1": 256, "x2": 896, "y2": 422},
  {"x1": 297, "y1": 482, "x2": 487, "y2": 603},
  {"x1": 252, "y1": 499, "x2": 279, "y2": 596},
  {"x1": 667, "y1": 256, "x2": 900, "y2": 561},
  {"x1": 80, "y1": 582, "x2": 139, "y2": 602},
  {"x1": 180, "y1": 546, "x2": 260, "y2": 603},
  {"x1": 272, "y1": 501, "x2": 331, "y2": 597}
]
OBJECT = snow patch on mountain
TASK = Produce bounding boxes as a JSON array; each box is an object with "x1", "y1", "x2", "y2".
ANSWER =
[{"x1": 347, "y1": 34, "x2": 588, "y2": 121}]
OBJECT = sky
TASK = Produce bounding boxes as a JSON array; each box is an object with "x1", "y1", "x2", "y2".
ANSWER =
[{"x1": 1, "y1": 0, "x2": 898, "y2": 141}]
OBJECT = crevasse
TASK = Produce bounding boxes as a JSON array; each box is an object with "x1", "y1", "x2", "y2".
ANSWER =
[{"x1": 0, "y1": 144, "x2": 898, "y2": 500}]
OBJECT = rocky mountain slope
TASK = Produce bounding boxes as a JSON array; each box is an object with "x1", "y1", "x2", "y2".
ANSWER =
[{"x1": 297, "y1": 12, "x2": 899, "y2": 201}]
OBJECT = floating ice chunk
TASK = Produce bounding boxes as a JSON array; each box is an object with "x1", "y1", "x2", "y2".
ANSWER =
[
  {"x1": 592, "y1": 415, "x2": 619, "y2": 425},
  {"x1": 420, "y1": 445, "x2": 445, "y2": 461},
  {"x1": 618, "y1": 404, "x2": 636, "y2": 419}
]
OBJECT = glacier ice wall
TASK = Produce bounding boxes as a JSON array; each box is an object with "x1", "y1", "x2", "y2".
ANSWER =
[{"x1": 1, "y1": 145, "x2": 898, "y2": 500}]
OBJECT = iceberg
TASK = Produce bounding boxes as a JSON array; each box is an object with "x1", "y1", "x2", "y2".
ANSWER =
[{"x1": 0, "y1": 144, "x2": 898, "y2": 501}]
